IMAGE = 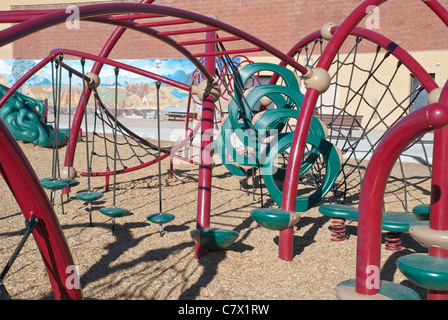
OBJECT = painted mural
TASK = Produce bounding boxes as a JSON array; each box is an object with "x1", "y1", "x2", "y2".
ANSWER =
[{"x1": 0, "y1": 58, "x2": 199, "y2": 119}]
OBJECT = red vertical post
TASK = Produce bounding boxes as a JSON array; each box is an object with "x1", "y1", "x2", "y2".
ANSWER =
[
  {"x1": 278, "y1": 89, "x2": 320, "y2": 261},
  {"x1": 195, "y1": 27, "x2": 217, "y2": 259},
  {"x1": 427, "y1": 87, "x2": 448, "y2": 300},
  {"x1": 277, "y1": 0, "x2": 386, "y2": 261},
  {"x1": 353, "y1": 100, "x2": 448, "y2": 296}
]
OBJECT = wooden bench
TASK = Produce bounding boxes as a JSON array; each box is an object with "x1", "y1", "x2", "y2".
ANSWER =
[
  {"x1": 317, "y1": 114, "x2": 363, "y2": 131},
  {"x1": 164, "y1": 107, "x2": 197, "y2": 121}
]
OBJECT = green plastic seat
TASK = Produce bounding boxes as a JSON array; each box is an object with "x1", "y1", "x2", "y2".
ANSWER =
[
  {"x1": 250, "y1": 208, "x2": 300, "y2": 231},
  {"x1": 397, "y1": 253, "x2": 448, "y2": 291},
  {"x1": 100, "y1": 206, "x2": 128, "y2": 218},
  {"x1": 190, "y1": 228, "x2": 239, "y2": 250},
  {"x1": 75, "y1": 191, "x2": 103, "y2": 202},
  {"x1": 412, "y1": 204, "x2": 430, "y2": 221},
  {"x1": 382, "y1": 212, "x2": 419, "y2": 232},
  {"x1": 68, "y1": 179, "x2": 80, "y2": 187},
  {"x1": 318, "y1": 204, "x2": 359, "y2": 220},
  {"x1": 319, "y1": 204, "x2": 419, "y2": 232},
  {"x1": 40, "y1": 178, "x2": 69, "y2": 191},
  {"x1": 335, "y1": 279, "x2": 420, "y2": 300},
  {"x1": 146, "y1": 213, "x2": 175, "y2": 224}
]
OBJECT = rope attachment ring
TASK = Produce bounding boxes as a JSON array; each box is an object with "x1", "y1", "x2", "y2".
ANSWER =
[{"x1": 192, "y1": 78, "x2": 222, "y2": 102}]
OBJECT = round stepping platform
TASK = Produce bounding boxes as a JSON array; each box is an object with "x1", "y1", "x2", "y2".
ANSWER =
[
  {"x1": 190, "y1": 228, "x2": 239, "y2": 250},
  {"x1": 67, "y1": 179, "x2": 80, "y2": 187},
  {"x1": 250, "y1": 208, "x2": 300, "y2": 231},
  {"x1": 318, "y1": 204, "x2": 358, "y2": 220},
  {"x1": 146, "y1": 213, "x2": 175, "y2": 224},
  {"x1": 40, "y1": 178, "x2": 69, "y2": 191},
  {"x1": 412, "y1": 204, "x2": 430, "y2": 221},
  {"x1": 100, "y1": 206, "x2": 129, "y2": 218},
  {"x1": 318, "y1": 204, "x2": 419, "y2": 232},
  {"x1": 335, "y1": 279, "x2": 420, "y2": 300},
  {"x1": 382, "y1": 212, "x2": 419, "y2": 232},
  {"x1": 75, "y1": 191, "x2": 103, "y2": 202},
  {"x1": 397, "y1": 253, "x2": 448, "y2": 291}
]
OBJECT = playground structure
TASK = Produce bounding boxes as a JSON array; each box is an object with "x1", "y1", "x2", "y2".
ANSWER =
[{"x1": 0, "y1": 0, "x2": 447, "y2": 300}]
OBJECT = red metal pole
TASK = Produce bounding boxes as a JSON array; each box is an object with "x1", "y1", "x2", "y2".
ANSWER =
[
  {"x1": 355, "y1": 96, "x2": 448, "y2": 296},
  {"x1": 0, "y1": 119, "x2": 82, "y2": 299},
  {"x1": 427, "y1": 86, "x2": 448, "y2": 300},
  {"x1": 195, "y1": 26, "x2": 217, "y2": 259},
  {"x1": 277, "y1": 0, "x2": 386, "y2": 261}
]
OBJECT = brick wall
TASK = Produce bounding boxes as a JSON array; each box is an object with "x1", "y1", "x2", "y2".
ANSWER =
[{"x1": 11, "y1": 0, "x2": 448, "y2": 60}]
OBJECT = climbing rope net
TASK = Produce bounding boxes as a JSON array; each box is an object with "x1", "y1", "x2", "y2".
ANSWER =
[{"x1": 293, "y1": 34, "x2": 433, "y2": 211}]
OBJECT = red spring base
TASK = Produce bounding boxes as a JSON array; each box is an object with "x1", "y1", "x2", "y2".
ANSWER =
[
  {"x1": 330, "y1": 218, "x2": 346, "y2": 241},
  {"x1": 385, "y1": 232, "x2": 402, "y2": 251}
]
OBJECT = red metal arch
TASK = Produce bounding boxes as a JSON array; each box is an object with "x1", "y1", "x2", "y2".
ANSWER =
[{"x1": 0, "y1": 2, "x2": 308, "y2": 74}]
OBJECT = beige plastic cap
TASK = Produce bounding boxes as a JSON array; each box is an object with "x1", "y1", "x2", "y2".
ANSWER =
[
  {"x1": 62, "y1": 166, "x2": 78, "y2": 179},
  {"x1": 85, "y1": 72, "x2": 101, "y2": 90},
  {"x1": 192, "y1": 79, "x2": 221, "y2": 102},
  {"x1": 427, "y1": 88, "x2": 442, "y2": 104},
  {"x1": 303, "y1": 67, "x2": 331, "y2": 93},
  {"x1": 321, "y1": 22, "x2": 336, "y2": 41}
]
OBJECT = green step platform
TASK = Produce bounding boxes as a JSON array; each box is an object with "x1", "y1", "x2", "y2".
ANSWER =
[
  {"x1": 319, "y1": 204, "x2": 420, "y2": 232},
  {"x1": 100, "y1": 206, "x2": 128, "y2": 218},
  {"x1": 100, "y1": 206, "x2": 128, "y2": 235},
  {"x1": 397, "y1": 253, "x2": 448, "y2": 291},
  {"x1": 40, "y1": 178, "x2": 69, "y2": 191},
  {"x1": 147, "y1": 213, "x2": 175, "y2": 236},
  {"x1": 75, "y1": 191, "x2": 103, "y2": 202},
  {"x1": 250, "y1": 208, "x2": 300, "y2": 231},
  {"x1": 146, "y1": 213, "x2": 175, "y2": 225},
  {"x1": 335, "y1": 279, "x2": 420, "y2": 300},
  {"x1": 412, "y1": 204, "x2": 430, "y2": 220},
  {"x1": 190, "y1": 228, "x2": 239, "y2": 250},
  {"x1": 76, "y1": 191, "x2": 104, "y2": 227}
]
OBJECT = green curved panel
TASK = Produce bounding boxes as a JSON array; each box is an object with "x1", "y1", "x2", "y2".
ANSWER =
[
  {"x1": 190, "y1": 228, "x2": 239, "y2": 250},
  {"x1": 234, "y1": 62, "x2": 301, "y2": 104},
  {"x1": 261, "y1": 132, "x2": 341, "y2": 212},
  {"x1": 250, "y1": 208, "x2": 292, "y2": 231},
  {"x1": 0, "y1": 84, "x2": 67, "y2": 147}
]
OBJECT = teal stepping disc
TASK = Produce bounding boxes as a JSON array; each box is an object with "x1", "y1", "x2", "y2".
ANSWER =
[
  {"x1": 75, "y1": 191, "x2": 103, "y2": 202},
  {"x1": 100, "y1": 206, "x2": 128, "y2": 218},
  {"x1": 146, "y1": 213, "x2": 175, "y2": 224},
  {"x1": 40, "y1": 178, "x2": 69, "y2": 191}
]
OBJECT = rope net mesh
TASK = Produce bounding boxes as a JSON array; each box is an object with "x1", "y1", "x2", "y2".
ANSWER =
[
  {"x1": 86, "y1": 90, "x2": 176, "y2": 176},
  {"x1": 294, "y1": 36, "x2": 432, "y2": 211}
]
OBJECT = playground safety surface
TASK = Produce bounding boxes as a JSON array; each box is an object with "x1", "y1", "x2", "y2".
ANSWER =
[{"x1": 0, "y1": 137, "x2": 431, "y2": 300}]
